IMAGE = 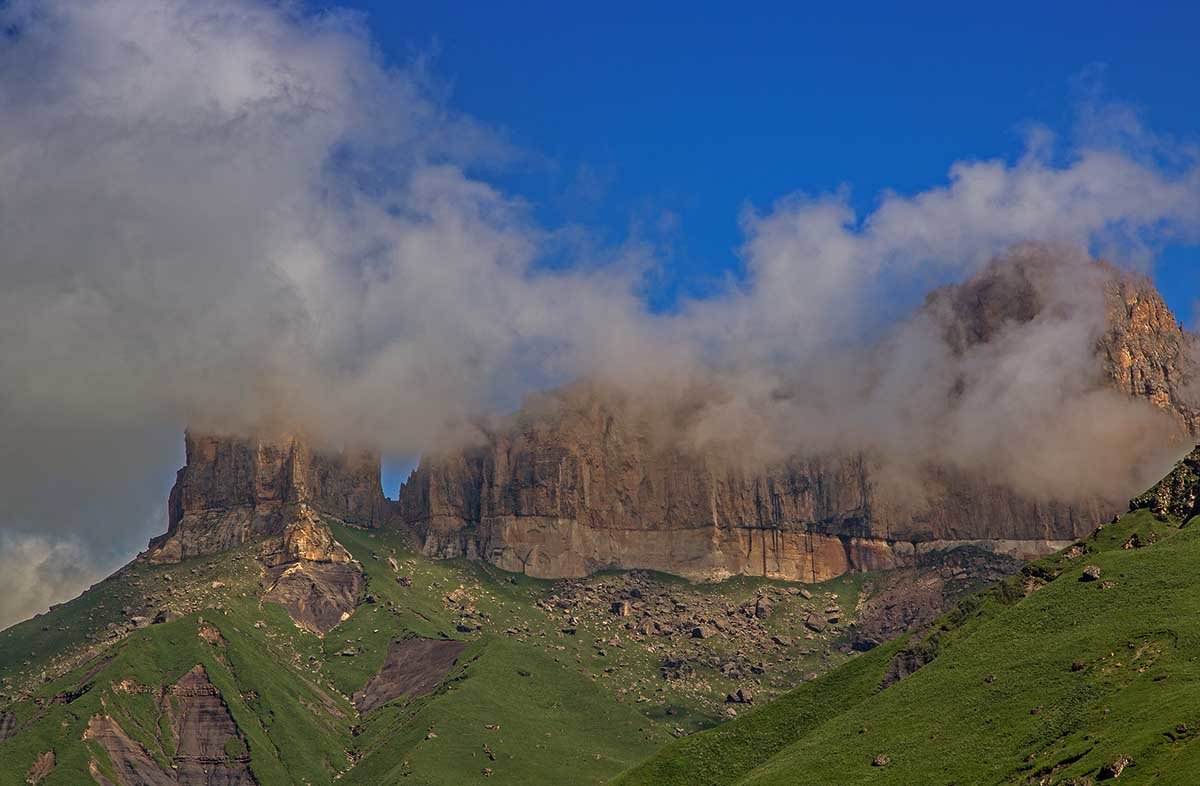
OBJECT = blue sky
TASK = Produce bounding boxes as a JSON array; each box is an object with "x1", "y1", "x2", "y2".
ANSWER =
[{"x1": 333, "y1": 0, "x2": 1197, "y2": 325}]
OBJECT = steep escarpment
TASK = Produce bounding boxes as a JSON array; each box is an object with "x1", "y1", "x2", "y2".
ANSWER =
[
  {"x1": 138, "y1": 255, "x2": 1196, "y2": 587},
  {"x1": 399, "y1": 255, "x2": 1198, "y2": 582},
  {"x1": 148, "y1": 431, "x2": 394, "y2": 564},
  {"x1": 400, "y1": 391, "x2": 1108, "y2": 581}
]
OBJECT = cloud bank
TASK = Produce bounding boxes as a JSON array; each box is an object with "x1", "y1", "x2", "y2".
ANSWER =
[{"x1": 0, "y1": 0, "x2": 1197, "y2": 626}]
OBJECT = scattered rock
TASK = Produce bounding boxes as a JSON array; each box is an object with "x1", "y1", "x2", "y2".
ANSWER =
[
  {"x1": 1080, "y1": 565, "x2": 1102, "y2": 582},
  {"x1": 872, "y1": 754, "x2": 891, "y2": 767},
  {"x1": 152, "y1": 609, "x2": 180, "y2": 625},
  {"x1": 803, "y1": 613, "x2": 826, "y2": 633},
  {"x1": 197, "y1": 622, "x2": 225, "y2": 646},
  {"x1": 1099, "y1": 755, "x2": 1131, "y2": 779},
  {"x1": 1122, "y1": 533, "x2": 1149, "y2": 550}
]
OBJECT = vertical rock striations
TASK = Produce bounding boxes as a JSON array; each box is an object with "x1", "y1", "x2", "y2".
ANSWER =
[
  {"x1": 399, "y1": 255, "x2": 1198, "y2": 582},
  {"x1": 148, "y1": 431, "x2": 393, "y2": 563},
  {"x1": 400, "y1": 393, "x2": 1110, "y2": 581},
  {"x1": 140, "y1": 253, "x2": 1197, "y2": 587}
]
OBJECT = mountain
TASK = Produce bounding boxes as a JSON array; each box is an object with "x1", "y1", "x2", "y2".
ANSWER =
[
  {"x1": 398, "y1": 254, "x2": 1197, "y2": 583},
  {"x1": 0, "y1": 252, "x2": 1196, "y2": 785},
  {"x1": 1, "y1": 499, "x2": 1002, "y2": 784},
  {"x1": 149, "y1": 430, "x2": 393, "y2": 562},
  {"x1": 613, "y1": 445, "x2": 1200, "y2": 785}
]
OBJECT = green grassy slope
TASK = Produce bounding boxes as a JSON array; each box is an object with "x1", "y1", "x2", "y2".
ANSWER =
[
  {"x1": 613, "y1": 508, "x2": 1200, "y2": 786},
  {"x1": 0, "y1": 518, "x2": 878, "y2": 784}
]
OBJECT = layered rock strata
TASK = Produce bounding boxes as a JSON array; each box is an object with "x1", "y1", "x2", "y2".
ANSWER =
[{"x1": 84, "y1": 665, "x2": 255, "y2": 786}]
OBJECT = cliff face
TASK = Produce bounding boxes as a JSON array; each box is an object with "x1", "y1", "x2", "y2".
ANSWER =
[
  {"x1": 400, "y1": 256, "x2": 1198, "y2": 581},
  {"x1": 1099, "y1": 275, "x2": 1199, "y2": 436},
  {"x1": 141, "y1": 254, "x2": 1196, "y2": 585},
  {"x1": 148, "y1": 431, "x2": 393, "y2": 563},
  {"x1": 399, "y1": 396, "x2": 1110, "y2": 582}
]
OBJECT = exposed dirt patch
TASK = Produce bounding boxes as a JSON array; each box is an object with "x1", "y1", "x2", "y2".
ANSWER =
[
  {"x1": 852, "y1": 549, "x2": 1022, "y2": 651},
  {"x1": 25, "y1": 750, "x2": 55, "y2": 784},
  {"x1": 880, "y1": 639, "x2": 940, "y2": 689},
  {"x1": 353, "y1": 638, "x2": 468, "y2": 714},
  {"x1": 262, "y1": 560, "x2": 362, "y2": 636},
  {"x1": 850, "y1": 569, "x2": 947, "y2": 651}
]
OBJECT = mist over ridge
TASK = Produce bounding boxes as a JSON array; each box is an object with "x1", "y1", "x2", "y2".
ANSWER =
[{"x1": 1, "y1": 0, "x2": 1198, "y2": 626}]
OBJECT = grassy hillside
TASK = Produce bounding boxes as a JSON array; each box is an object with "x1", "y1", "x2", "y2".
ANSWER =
[
  {"x1": 613, "y1": 505, "x2": 1200, "y2": 786},
  {"x1": 0, "y1": 518, "x2": 885, "y2": 784}
]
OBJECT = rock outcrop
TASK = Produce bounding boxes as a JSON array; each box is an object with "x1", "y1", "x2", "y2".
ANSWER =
[
  {"x1": 1130, "y1": 445, "x2": 1200, "y2": 522},
  {"x1": 259, "y1": 510, "x2": 363, "y2": 635},
  {"x1": 84, "y1": 665, "x2": 255, "y2": 786},
  {"x1": 399, "y1": 255, "x2": 1199, "y2": 582},
  {"x1": 24, "y1": 750, "x2": 54, "y2": 784},
  {"x1": 143, "y1": 431, "x2": 375, "y2": 634},
  {"x1": 148, "y1": 431, "x2": 393, "y2": 563},
  {"x1": 140, "y1": 253, "x2": 1197, "y2": 587},
  {"x1": 167, "y1": 665, "x2": 255, "y2": 785}
]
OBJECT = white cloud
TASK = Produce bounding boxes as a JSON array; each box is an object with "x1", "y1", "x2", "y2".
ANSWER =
[
  {"x1": 0, "y1": 0, "x2": 1197, "y2": 627},
  {"x1": 0, "y1": 534, "x2": 109, "y2": 631}
]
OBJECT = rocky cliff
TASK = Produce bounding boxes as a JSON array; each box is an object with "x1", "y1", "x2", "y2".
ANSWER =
[
  {"x1": 140, "y1": 253, "x2": 1197, "y2": 586},
  {"x1": 399, "y1": 254, "x2": 1199, "y2": 581},
  {"x1": 148, "y1": 431, "x2": 393, "y2": 563}
]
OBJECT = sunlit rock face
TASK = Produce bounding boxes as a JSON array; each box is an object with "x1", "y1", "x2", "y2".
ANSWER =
[
  {"x1": 399, "y1": 255, "x2": 1198, "y2": 582},
  {"x1": 398, "y1": 395, "x2": 1105, "y2": 582},
  {"x1": 148, "y1": 431, "x2": 394, "y2": 563}
]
